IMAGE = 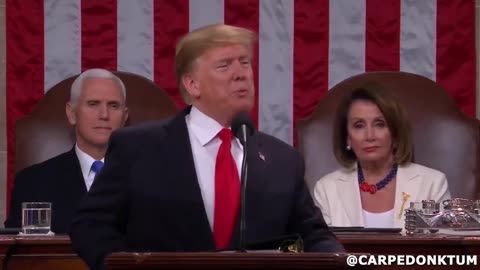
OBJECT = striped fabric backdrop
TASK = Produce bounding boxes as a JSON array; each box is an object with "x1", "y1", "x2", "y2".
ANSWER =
[{"x1": 6, "y1": 0, "x2": 476, "y2": 203}]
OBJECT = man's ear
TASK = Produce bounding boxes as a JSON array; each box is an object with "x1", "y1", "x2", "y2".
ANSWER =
[
  {"x1": 65, "y1": 102, "x2": 77, "y2": 126},
  {"x1": 182, "y1": 73, "x2": 201, "y2": 99},
  {"x1": 122, "y1": 107, "x2": 129, "y2": 126}
]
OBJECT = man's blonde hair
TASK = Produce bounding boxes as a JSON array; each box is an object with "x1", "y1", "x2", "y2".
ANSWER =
[{"x1": 175, "y1": 24, "x2": 256, "y2": 104}]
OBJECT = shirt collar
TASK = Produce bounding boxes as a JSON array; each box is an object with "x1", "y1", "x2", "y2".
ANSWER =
[
  {"x1": 188, "y1": 106, "x2": 243, "y2": 149},
  {"x1": 75, "y1": 144, "x2": 105, "y2": 177}
]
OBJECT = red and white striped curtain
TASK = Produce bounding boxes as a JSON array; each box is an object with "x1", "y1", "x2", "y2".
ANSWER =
[{"x1": 6, "y1": 0, "x2": 476, "y2": 201}]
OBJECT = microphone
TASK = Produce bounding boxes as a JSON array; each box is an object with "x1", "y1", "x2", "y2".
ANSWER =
[
  {"x1": 232, "y1": 112, "x2": 254, "y2": 146},
  {"x1": 231, "y1": 112, "x2": 254, "y2": 252}
]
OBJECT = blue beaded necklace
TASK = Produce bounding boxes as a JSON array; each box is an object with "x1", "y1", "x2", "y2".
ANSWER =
[{"x1": 357, "y1": 163, "x2": 398, "y2": 194}]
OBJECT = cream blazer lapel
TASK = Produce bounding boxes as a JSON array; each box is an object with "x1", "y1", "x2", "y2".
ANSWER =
[
  {"x1": 335, "y1": 168, "x2": 364, "y2": 226},
  {"x1": 392, "y1": 164, "x2": 421, "y2": 228}
]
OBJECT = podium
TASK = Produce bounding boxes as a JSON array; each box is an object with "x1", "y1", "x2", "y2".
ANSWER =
[
  {"x1": 0, "y1": 237, "x2": 15, "y2": 270},
  {"x1": 0, "y1": 234, "x2": 478, "y2": 269},
  {"x1": 105, "y1": 252, "x2": 366, "y2": 269}
]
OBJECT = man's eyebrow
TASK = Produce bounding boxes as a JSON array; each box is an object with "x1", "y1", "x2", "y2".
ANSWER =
[
  {"x1": 215, "y1": 57, "x2": 233, "y2": 63},
  {"x1": 107, "y1": 100, "x2": 122, "y2": 105}
]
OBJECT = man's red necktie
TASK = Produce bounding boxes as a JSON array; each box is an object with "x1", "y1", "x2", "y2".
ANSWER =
[{"x1": 213, "y1": 128, "x2": 240, "y2": 250}]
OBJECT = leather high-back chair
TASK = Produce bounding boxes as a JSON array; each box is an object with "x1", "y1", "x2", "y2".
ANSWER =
[
  {"x1": 297, "y1": 71, "x2": 480, "y2": 199},
  {"x1": 15, "y1": 71, "x2": 179, "y2": 173}
]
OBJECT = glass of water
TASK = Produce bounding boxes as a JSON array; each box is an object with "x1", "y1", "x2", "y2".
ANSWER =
[{"x1": 21, "y1": 202, "x2": 52, "y2": 234}]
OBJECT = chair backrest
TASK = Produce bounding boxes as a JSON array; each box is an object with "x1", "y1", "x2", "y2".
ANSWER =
[
  {"x1": 297, "y1": 71, "x2": 480, "y2": 199},
  {"x1": 14, "y1": 71, "x2": 179, "y2": 173}
]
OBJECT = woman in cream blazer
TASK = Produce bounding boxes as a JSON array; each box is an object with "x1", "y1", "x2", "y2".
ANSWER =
[
  {"x1": 313, "y1": 84, "x2": 451, "y2": 229},
  {"x1": 314, "y1": 163, "x2": 450, "y2": 228}
]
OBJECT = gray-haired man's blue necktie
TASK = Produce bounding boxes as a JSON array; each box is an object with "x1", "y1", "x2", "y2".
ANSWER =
[{"x1": 91, "y1": 160, "x2": 104, "y2": 178}]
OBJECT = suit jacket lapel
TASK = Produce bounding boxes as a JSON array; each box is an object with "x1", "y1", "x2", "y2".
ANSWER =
[
  {"x1": 337, "y1": 168, "x2": 364, "y2": 226},
  {"x1": 66, "y1": 148, "x2": 88, "y2": 194},
  {"x1": 164, "y1": 107, "x2": 216, "y2": 249},
  {"x1": 229, "y1": 132, "x2": 266, "y2": 249},
  {"x1": 245, "y1": 133, "x2": 267, "y2": 208},
  {"x1": 393, "y1": 164, "x2": 420, "y2": 228}
]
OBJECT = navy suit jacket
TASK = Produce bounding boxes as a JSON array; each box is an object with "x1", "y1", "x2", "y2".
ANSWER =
[
  {"x1": 5, "y1": 148, "x2": 87, "y2": 234},
  {"x1": 70, "y1": 107, "x2": 344, "y2": 269}
]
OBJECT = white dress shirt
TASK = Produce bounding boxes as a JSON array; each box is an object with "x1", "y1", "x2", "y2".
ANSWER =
[
  {"x1": 75, "y1": 144, "x2": 105, "y2": 191},
  {"x1": 185, "y1": 106, "x2": 243, "y2": 230}
]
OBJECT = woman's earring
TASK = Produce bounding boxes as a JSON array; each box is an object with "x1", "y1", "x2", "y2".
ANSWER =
[{"x1": 346, "y1": 145, "x2": 351, "y2": 150}]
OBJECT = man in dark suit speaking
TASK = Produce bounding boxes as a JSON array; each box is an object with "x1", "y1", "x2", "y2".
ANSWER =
[
  {"x1": 70, "y1": 24, "x2": 344, "y2": 270},
  {"x1": 5, "y1": 68, "x2": 129, "y2": 233}
]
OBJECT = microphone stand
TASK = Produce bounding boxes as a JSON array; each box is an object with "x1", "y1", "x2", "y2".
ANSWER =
[{"x1": 238, "y1": 126, "x2": 248, "y2": 252}]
